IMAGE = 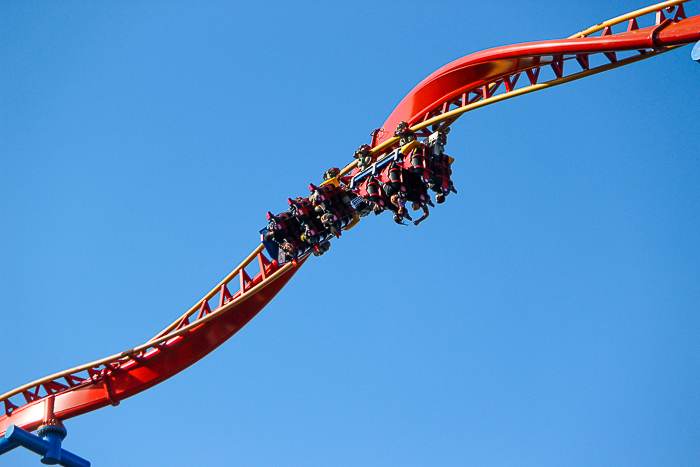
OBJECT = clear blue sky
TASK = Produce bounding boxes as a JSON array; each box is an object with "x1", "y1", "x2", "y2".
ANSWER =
[{"x1": 1, "y1": 1, "x2": 699, "y2": 466}]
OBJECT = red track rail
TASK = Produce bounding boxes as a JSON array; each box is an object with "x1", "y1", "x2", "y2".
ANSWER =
[
  {"x1": 0, "y1": 251, "x2": 306, "y2": 436},
  {"x1": 2, "y1": 0, "x2": 699, "y2": 440},
  {"x1": 372, "y1": 3, "x2": 700, "y2": 149}
]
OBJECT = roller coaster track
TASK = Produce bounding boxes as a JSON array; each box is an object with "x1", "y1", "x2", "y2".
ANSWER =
[
  {"x1": 339, "y1": 0, "x2": 700, "y2": 177},
  {"x1": 2, "y1": 0, "x2": 699, "y2": 444}
]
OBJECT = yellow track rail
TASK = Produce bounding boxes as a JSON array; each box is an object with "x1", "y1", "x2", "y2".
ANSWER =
[
  {"x1": 1, "y1": 0, "x2": 691, "y2": 409},
  {"x1": 338, "y1": 0, "x2": 686, "y2": 179},
  {"x1": 569, "y1": 0, "x2": 690, "y2": 38},
  {"x1": 0, "y1": 246, "x2": 295, "y2": 403},
  {"x1": 150, "y1": 244, "x2": 265, "y2": 341}
]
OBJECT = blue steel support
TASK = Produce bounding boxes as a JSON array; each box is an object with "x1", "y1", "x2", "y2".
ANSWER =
[
  {"x1": 37, "y1": 424, "x2": 68, "y2": 465},
  {"x1": 0, "y1": 434, "x2": 20, "y2": 456},
  {"x1": 0, "y1": 425, "x2": 90, "y2": 467}
]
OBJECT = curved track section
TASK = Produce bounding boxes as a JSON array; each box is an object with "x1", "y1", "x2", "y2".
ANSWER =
[
  {"x1": 343, "y1": 0, "x2": 700, "y2": 177},
  {"x1": 1, "y1": 0, "x2": 699, "y2": 440},
  {"x1": 0, "y1": 247, "x2": 307, "y2": 436}
]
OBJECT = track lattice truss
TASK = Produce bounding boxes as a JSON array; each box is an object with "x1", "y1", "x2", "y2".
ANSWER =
[{"x1": 2, "y1": 0, "x2": 699, "y2": 438}]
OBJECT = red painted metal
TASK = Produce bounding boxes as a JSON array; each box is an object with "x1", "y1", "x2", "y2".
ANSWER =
[
  {"x1": 374, "y1": 12, "x2": 700, "y2": 148},
  {"x1": 0, "y1": 254, "x2": 306, "y2": 436},
  {"x1": 2, "y1": 2, "x2": 699, "y2": 443}
]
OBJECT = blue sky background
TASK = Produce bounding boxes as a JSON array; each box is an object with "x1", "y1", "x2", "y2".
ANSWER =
[{"x1": 1, "y1": 1, "x2": 699, "y2": 466}]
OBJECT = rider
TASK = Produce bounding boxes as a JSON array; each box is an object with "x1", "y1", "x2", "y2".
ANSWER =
[
  {"x1": 383, "y1": 161, "x2": 404, "y2": 198},
  {"x1": 403, "y1": 171, "x2": 432, "y2": 225},
  {"x1": 263, "y1": 212, "x2": 288, "y2": 243},
  {"x1": 390, "y1": 193, "x2": 412, "y2": 222},
  {"x1": 353, "y1": 144, "x2": 373, "y2": 172},
  {"x1": 429, "y1": 153, "x2": 457, "y2": 204},
  {"x1": 411, "y1": 201, "x2": 430, "y2": 226},
  {"x1": 320, "y1": 209, "x2": 342, "y2": 237},
  {"x1": 299, "y1": 222, "x2": 320, "y2": 246},
  {"x1": 280, "y1": 240, "x2": 299, "y2": 261},
  {"x1": 313, "y1": 240, "x2": 331, "y2": 257},
  {"x1": 365, "y1": 176, "x2": 384, "y2": 214},
  {"x1": 394, "y1": 121, "x2": 415, "y2": 146}
]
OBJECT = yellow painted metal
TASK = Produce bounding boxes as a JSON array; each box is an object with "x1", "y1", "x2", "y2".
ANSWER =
[
  {"x1": 4, "y1": 0, "x2": 686, "y2": 408},
  {"x1": 338, "y1": 1, "x2": 688, "y2": 183},
  {"x1": 0, "y1": 257, "x2": 298, "y2": 403},
  {"x1": 320, "y1": 177, "x2": 340, "y2": 187},
  {"x1": 344, "y1": 213, "x2": 360, "y2": 230},
  {"x1": 400, "y1": 139, "x2": 420, "y2": 154},
  {"x1": 410, "y1": 48, "x2": 673, "y2": 135},
  {"x1": 150, "y1": 243, "x2": 265, "y2": 341},
  {"x1": 568, "y1": 0, "x2": 690, "y2": 38},
  {"x1": 338, "y1": 160, "x2": 359, "y2": 179},
  {"x1": 340, "y1": 48, "x2": 674, "y2": 180}
]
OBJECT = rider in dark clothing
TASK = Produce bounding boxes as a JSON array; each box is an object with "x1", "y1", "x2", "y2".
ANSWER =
[
  {"x1": 365, "y1": 176, "x2": 385, "y2": 214},
  {"x1": 313, "y1": 240, "x2": 331, "y2": 257},
  {"x1": 390, "y1": 193, "x2": 412, "y2": 222},
  {"x1": 299, "y1": 222, "x2": 320, "y2": 246},
  {"x1": 394, "y1": 121, "x2": 415, "y2": 146},
  {"x1": 321, "y1": 210, "x2": 342, "y2": 237},
  {"x1": 280, "y1": 240, "x2": 299, "y2": 261},
  {"x1": 383, "y1": 161, "x2": 404, "y2": 198},
  {"x1": 402, "y1": 171, "x2": 431, "y2": 225}
]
